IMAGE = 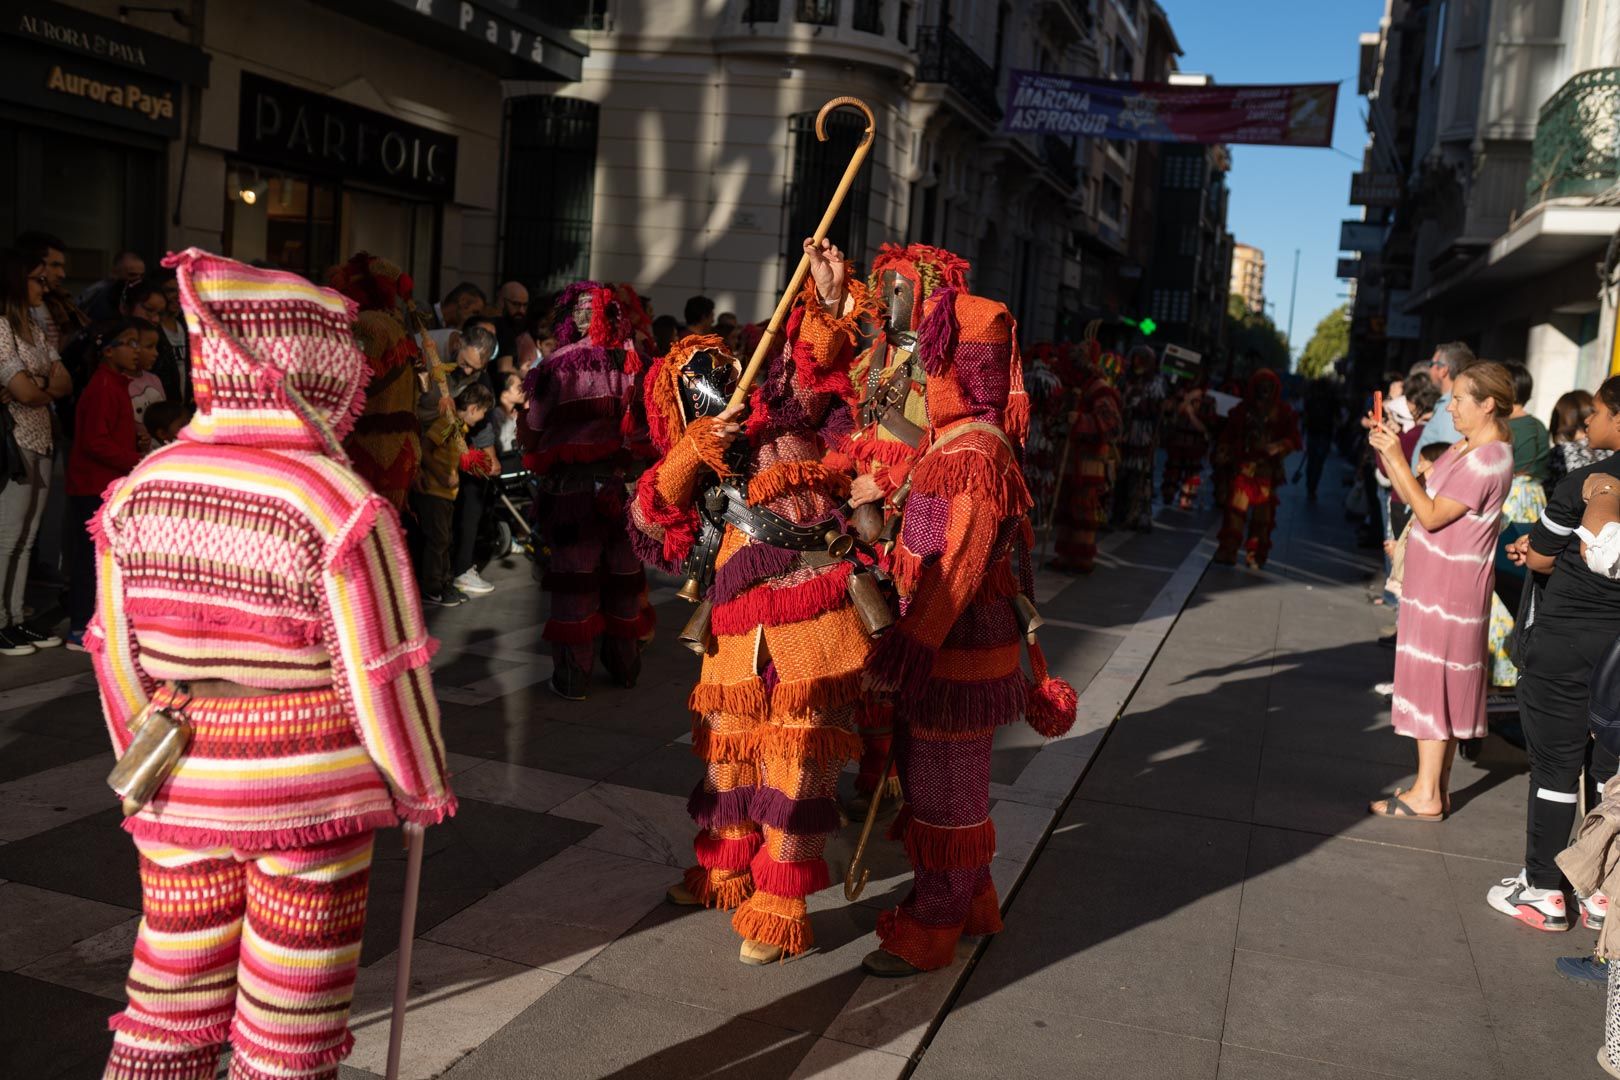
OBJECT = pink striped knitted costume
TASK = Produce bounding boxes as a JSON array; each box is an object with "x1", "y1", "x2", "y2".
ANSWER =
[{"x1": 93, "y1": 250, "x2": 455, "y2": 1080}]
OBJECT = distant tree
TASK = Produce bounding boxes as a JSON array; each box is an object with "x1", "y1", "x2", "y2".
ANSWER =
[
  {"x1": 1224, "y1": 294, "x2": 1290, "y2": 376},
  {"x1": 1299, "y1": 303, "x2": 1351, "y2": 380}
]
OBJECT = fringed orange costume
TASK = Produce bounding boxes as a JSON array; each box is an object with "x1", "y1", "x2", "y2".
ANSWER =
[
  {"x1": 1214, "y1": 368, "x2": 1301, "y2": 568},
  {"x1": 824, "y1": 243, "x2": 969, "y2": 806},
  {"x1": 328, "y1": 254, "x2": 420, "y2": 510},
  {"x1": 864, "y1": 287, "x2": 1077, "y2": 974},
  {"x1": 628, "y1": 282, "x2": 871, "y2": 958},
  {"x1": 1051, "y1": 342, "x2": 1123, "y2": 573}
]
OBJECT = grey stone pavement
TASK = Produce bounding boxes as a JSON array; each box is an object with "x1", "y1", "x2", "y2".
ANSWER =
[{"x1": 0, "y1": 456, "x2": 1605, "y2": 1078}]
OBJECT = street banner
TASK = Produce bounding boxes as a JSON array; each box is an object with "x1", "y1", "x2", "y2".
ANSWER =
[
  {"x1": 1350, "y1": 172, "x2": 1402, "y2": 207},
  {"x1": 1002, "y1": 72, "x2": 1338, "y2": 147}
]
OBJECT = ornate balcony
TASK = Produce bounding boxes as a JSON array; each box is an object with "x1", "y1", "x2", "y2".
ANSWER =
[
  {"x1": 915, "y1": 25, "x2": 1003, "y2": 123},
  {"x1": 1526, "y1": 67, "x2": 1620, "y2": 204}
]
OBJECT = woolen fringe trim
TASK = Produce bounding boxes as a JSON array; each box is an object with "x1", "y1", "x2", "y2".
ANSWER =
[
  {"x1": 683, "y1": 864, "x2": 753, "y2": 910},
  {"x1": 770, "y1": 668, "x2": 864, "y2": 719},
  {"x1": 910, "y1": 670, "x2": 1027, "y2": 734},
  {"x1": 964, "y1": 882, "x2": 1004, "y2": 936},
  {"x1": 123, "y1": 809, "x2": 399, "y2": 851},
  {"x1": 710, "y1": 543, "x2": 798, "y2": 604},
  {"x1": 732, "y1": 891, "x2": 811, "y2": 956},
  {"x1": 543, "y1": 612, "x2": 606, "y2": 645},
  {"x1": 230, "y1": 1026, "x2": 356, "y2": 1071},
  {"x1": 875, "y1": 906, "x2": 959, "y2": 971},
  {"x1": 750, "y1": 788, "x2": 843, "y2": 834},
  {"x1": 750, "y1": 848, "x2": 830, "y2": 898},
  {"x1": 695, "y1": 830, "x2": 762, "y2": 871},
  {"x1": 602, "y1": 608, "x2": 655, "y2": 640},
  {"x1": 689, "y1": 676, "x2": 767, "y2": 719},
  {"x1": 900, "y1": 816, "x2": 996, "y2": 871},
  {"x1": 751, "y1": 723, "x2": 864, "y2": 767},
  {"x1": 688, "y1": 784, "x2": 757, "y2": 829},
  {"x1": 108, "y1": 1015, "x2": 232, "y2": 1048},
  {"x1": 747, "y1": 460, "x2": 849, "y2": 506},
  {"x1": 909, "y1": 430, "x2": 1032, "y2": 517},
  {"x1": 710, "y1": 564, "x2": 852, "y2": 635},
  {"x1": 866, "y1": 630, "x2": 937, "y2": 702}
]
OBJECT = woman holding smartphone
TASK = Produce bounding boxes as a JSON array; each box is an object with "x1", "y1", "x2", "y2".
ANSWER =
[{"x1": 1366, "y1": 362, "x2": 1514, "y2": 820}]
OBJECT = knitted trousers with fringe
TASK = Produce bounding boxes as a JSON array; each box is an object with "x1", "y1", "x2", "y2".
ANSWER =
[
  {"x1": 877, "y1": 727, "x2": 1003, "y2": 970},
  {"x1": 103, "y1": 832, "x2": 374, "y2": 1080},
  {"x1": 542, "y1": 487, "x2": 651, "y2": 678}
]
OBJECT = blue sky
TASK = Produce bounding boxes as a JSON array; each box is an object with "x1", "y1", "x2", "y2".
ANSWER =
[{"x1": 1167, "y1": 0, "x2": 1382, "y2": 363}]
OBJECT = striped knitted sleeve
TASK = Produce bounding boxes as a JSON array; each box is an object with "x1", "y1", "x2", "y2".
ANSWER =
[
  {"x1": 86, "y1": 496, "x2": 154, "y2": 756},
  {"x1": 322, "y1": 496, "x2": 456, "y2": 826}
]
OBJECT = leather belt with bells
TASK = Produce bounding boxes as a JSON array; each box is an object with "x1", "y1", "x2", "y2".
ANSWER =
[{"x1": 700, "y1": 483, "x2": 837, "y2": 550}]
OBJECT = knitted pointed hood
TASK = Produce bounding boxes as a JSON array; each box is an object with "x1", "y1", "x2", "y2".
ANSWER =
[
  {"x1": 913, "y1": 289, "x2": 1028, "y2": 450},
  {"x1": 164, "y1": 248, "x2": 365, "y2": 458}
]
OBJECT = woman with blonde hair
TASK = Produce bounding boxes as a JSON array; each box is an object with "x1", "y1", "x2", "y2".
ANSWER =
[{"x1": 1367, "y1": 361, "x2": 1514, "y2": 820}]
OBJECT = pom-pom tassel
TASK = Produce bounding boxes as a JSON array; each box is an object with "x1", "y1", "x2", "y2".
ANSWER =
[{"x1": 1025, "y1": 640, "x2": 1078, "y2": 738}]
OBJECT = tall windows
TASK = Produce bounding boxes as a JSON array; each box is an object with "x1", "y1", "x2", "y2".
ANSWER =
[
  {"x1": 503, "y1": 96, "x2": 599, "y2": 297},
  {"x1": 786, "y1": 107, "x2": 872, "y2": 277}
]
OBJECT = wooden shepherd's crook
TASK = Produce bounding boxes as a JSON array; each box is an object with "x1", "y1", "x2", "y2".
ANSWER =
[
  {"x1": 844, "y1": 734, "x2": 895, "y2": 900},
  {"x1": 728, "y1": 96, "x2": 876, "y2": 408}
]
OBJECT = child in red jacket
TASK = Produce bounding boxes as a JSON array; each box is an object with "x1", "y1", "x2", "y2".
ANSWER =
[{"x1": 65, "y1": 318, "x2": 146, "y2": 648}]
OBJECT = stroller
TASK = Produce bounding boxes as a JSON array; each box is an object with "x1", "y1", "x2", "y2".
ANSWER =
[{"x1": 473, "y1": 451, "x2": 538, "y2": 567}]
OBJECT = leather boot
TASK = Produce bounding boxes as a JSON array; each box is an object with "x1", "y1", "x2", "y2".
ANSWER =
[
  {"x1": 549, "y1": 656, "x2": 588, "y2": 701},
  {"x1": 665, "y1": 881, "x2": 701, "y2": 907}
]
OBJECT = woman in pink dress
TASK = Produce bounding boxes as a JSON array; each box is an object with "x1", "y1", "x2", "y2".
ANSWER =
[{"x1": 1368, "y1": 361, "x2": 1515, "y2": 820}]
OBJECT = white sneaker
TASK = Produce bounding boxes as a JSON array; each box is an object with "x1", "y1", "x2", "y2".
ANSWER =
[
  {"x1": 1373, "y1": 681, "x2": 1395, "y2": 697},
  {"x1": 1582, "y1": 891, "x2": 1608, "y2": 931},
  {"x1": 453, "y1": 569, "x2": 495, "y2": 596},
  {"x1": 1487, "y1": 869, "x2": 1570, "y2": 931}
]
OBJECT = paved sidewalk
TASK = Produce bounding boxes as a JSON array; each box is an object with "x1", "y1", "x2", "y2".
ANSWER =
[
  {"x1": 0, "y1": 487, "x2": 1206, "y2": 1079},
  {"x1": 1, "y1": 465, "x2": 1599, "y2": 1079},
  {"x1": 915, "y1": 482, "x2": 1606, "y2": 1079}
]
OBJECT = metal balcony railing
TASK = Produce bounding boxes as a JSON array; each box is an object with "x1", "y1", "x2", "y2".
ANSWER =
[
  {"x1": 1527, "y1": 67, "x2": 1620, "y2": 204},
  {"x1": 915, "y1": 25, "x2": 1003, "y2": 122}
]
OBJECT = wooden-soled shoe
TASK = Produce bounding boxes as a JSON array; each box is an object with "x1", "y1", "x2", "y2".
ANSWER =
[
  {"x1": 665, "y1": 881, "x2": 701, "y2": 907},
  {"x1": 739, "y1": 939, "x2": 783, "y2": 965},
  {"x1": 861, "y1": 948, "x2": 922, "y2": 978}
]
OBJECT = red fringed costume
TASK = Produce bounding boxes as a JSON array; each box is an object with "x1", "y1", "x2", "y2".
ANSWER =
[
  {"x1": 328, "y1": 253, "x2": 421, "y2": 510},
  {"x1": 520, "y1": 281, "x2": 656, "y2": 693},
  {"x1": 1214, "y1": 368, "x2": 1301, "y2": 567},
  {"x1": 865, "y1": 287, "x2": 1077, "y2": 973},
  {"x1": 1050, "y1": 342, "x2": 1123, "y2": 573},
  {"x1": 823, "y1": 243, "x2": 969, "y2": 804},
  {"x1": 627, "y1": 282, "x2": 872, "y2": 957}
]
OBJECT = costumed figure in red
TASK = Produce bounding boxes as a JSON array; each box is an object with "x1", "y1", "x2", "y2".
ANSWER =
[
  {"x1": 1020, "y1": 342, "x2": 1066, "y2": 530},
  {"x1": 520, "y1": 281, "x2": 656, "y2": 699},
  {"x1": 328, "y1": 253, "x2": 421, "y2": 510},
  {"x1": 860, "y1": 281, "x2": 1078, "y2": 977},
  {"x1": 1049, "y1": 340, "x2": 1123, "y2": 573},
  {"x1": 1161, "y1": 381, "x2": 1213, "y2": 510},
  {"x1": 1112, "y1": 345, "x2": 1166, "y2": 531},
  {"x1": 1213, "y1": 368, "x2": 1301, "y2": 567},
  {"x1": 822, "y1": 242, "x2": 967, "y2": 814},
  {"x1": 627, "y1": 240, "x2": 872, "y2": 965}
]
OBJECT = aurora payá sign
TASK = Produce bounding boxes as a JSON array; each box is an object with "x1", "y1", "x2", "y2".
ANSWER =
[{"x1": 1002, "y1": 72, "x2": 1338, "y2": 148}]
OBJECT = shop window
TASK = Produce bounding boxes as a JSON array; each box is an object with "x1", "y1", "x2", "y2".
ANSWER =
[
  {"x1": 0, "y1": 120, "x2": 162, "y2": 297},
  {"x1": 786, "y1": 107, "x2": 872, "y2": 276},
  {"x1": 224, "y1": 170, "x2": 338, "y2": 281},
  {"x1": 503, "y1": 95, "x2": 599, "y2": 297}
]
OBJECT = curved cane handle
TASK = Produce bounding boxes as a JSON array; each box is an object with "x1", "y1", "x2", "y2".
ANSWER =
[{"x1": 816, "y1": 96, "x2": 876, "y2": 148}]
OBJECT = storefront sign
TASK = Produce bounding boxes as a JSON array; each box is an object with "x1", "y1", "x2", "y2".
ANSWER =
[
  {"x1": 238, "y1": 73, "x2": 458, "y2": 198},
  {"x1": 1336, "y1": 257, "x2": 1361, "y2": 279},
  {"x1": 0, "y1": 37, "x2": 180, "y2": 136},
  {"x1": 1002, "y1": 72, "x2": 1338, "y2": 147},
  {"x1": 7, "y1": 4, "x2": 210, "y2": 85},
  {"x1": 1339, "y1": 221, "x2": 1387, "y2": 253},
  {"x1": 384, "y1": 0, "x2": 549, "y2": 69},
  {"x1": 1350, "y1": 172, "x2": 1402, "y2": 207}
]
